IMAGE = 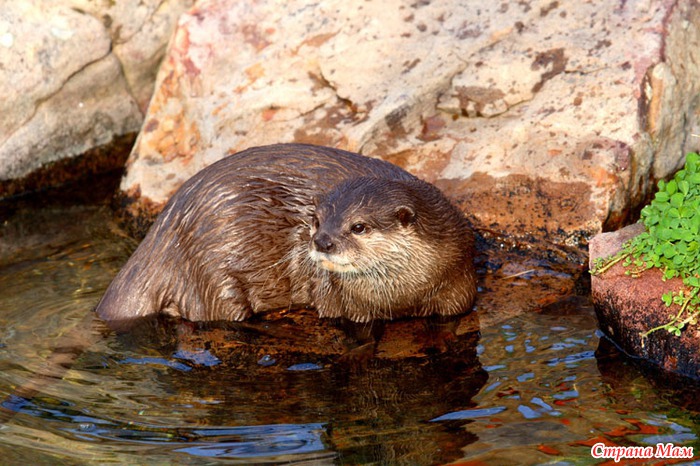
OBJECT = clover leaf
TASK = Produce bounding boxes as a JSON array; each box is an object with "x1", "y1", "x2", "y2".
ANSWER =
[{"x1": 592, "y1": 153, "x2": 700, "y2": 338}]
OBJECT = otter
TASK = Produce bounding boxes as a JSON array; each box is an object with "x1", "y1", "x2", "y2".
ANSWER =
[{"x1": 96, "y1": 143, "x2": 476, "y2": 326}]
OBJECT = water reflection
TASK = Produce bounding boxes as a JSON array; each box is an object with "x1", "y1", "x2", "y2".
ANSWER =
[
  {"x1": 2, "y1": 315, "x2": 487, "y2": 463},
  {"x1": 69, "y1": 421, "x2": 330, "y2": 461},
  {"x1": 98, "y1": 312, "x2": 488, "y2": 464}
]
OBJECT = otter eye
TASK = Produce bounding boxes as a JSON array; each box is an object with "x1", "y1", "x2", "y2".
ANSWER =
[{"x1": 350, "y1": 223, "x2": 368, "y2": 235}]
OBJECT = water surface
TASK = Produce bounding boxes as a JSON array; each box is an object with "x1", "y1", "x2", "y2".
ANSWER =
[{"x1": 0, "y1": 178, "x2": 698, "y2": 465}]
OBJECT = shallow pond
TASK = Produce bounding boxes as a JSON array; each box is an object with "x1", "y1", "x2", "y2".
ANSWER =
[{"x1": 0, "y1": 175, "x2": 698, "y2": 465}]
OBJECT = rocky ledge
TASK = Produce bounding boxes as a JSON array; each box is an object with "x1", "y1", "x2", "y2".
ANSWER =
[
  {"x1": 116, "y1": 0, "x2": 700, "y2": 245},
  {"x1": 590, "y1": 223, "x2": 700, "y2": 379}
]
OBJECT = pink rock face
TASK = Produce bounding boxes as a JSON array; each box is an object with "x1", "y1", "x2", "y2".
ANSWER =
[
  {"x1": 590, "y1": 224, "x2": 700, "y2": 379},
  {"x1": 118, "y1": 0, "x2": 700, "y2": 242}
]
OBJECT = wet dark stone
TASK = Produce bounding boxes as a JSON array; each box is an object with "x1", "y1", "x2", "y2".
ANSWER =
[{"x1": 0, "y1": 132, "x2": 135, "y2": 201}]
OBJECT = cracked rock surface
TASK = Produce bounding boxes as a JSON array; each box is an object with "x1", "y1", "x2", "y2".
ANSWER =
[
  {"x1": 120, "y1": 0, "x2": 700, "y2": 246},
  {"x1": 0, "y1": 0, "x2": 193, "y2": 196}
]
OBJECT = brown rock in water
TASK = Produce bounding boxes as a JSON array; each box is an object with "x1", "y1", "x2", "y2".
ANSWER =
[
  {"x1": 177, "y1": 307, "x2": 482, "y2": 366},
  {"x1": 590, "y1": 224, "x2": 700, "y2": 379}
]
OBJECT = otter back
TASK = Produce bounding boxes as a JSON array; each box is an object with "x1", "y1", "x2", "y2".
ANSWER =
[{"x1": 96, "y1": 143, "x2": 476, "y2": 325}]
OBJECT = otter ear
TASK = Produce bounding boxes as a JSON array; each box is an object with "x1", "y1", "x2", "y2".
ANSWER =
[{"x1": 395, "y1": 205, "x2": 416, "y2": 227}]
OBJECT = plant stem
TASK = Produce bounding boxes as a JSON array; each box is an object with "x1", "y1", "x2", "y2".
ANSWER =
[
  {"x1": 591, "y1": 252, "x2": 629, "y2": 275},
  {"x1": 640, "y1": 287, "x2": 698, "y2": 337}
]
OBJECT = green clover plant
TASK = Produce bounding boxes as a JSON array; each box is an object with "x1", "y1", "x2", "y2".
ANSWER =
[{"x1": 591, "y1": 152, "x2": 700, "y2": 338}]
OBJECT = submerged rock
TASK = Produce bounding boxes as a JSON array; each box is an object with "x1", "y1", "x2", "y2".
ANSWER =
[{"x1": 590, "y1": 224, "x2": 700, "y2": 379}]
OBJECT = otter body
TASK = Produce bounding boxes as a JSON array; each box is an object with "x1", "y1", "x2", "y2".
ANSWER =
[{"x1": 96, "y1": 144, "x2": 476, "y2": 324}]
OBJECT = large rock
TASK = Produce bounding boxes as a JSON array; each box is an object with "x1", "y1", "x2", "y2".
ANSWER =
[
  {"x1": 590, "y1": 223, "x2": 700, "y2": 379},
  {"x1": 68, "y1": 0, "x2": 197, "y2": 113},
  {"x1": 119, "y1": 0, "x2": 700, "y2": 246},
  {"x1": 0, "y1": 0, "x2": 194, "y2": 198}
]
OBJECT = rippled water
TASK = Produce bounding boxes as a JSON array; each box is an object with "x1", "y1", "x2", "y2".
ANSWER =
[{"x1": 0, "y1": 177, "x2": 698, "y2": 465}]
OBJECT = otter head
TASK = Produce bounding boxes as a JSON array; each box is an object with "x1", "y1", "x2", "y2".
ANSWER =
[
  {"x1": 308, "y1": 175, "x2": 475, "y2": 321},
  {"x1": 308, "y1": 177, "x2": 427, "y2": 277}
]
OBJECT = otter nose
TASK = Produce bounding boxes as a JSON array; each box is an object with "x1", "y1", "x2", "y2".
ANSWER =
[{"x1": 313, "y1": 233, "x2": 335, "y2": 253}]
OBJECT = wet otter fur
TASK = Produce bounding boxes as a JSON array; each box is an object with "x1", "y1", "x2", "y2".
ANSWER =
[{"x1": 96, "y1": 143, "x2": 476, "y2": 325}]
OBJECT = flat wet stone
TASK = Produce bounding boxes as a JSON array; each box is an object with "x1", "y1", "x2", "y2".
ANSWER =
[{"x1": 170, "y1": 307, "x2": 482, "y2": 370}]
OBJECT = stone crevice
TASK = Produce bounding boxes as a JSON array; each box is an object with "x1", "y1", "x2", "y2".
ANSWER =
[
  {"x1": 1, "y1": 47, "x2": 116, "y2": 149},
  {"x1": 111, "y1": 50, "x2": 144, "y2": 120},
  {"x1": 316, "y1": 65, "x2": 360, "y2": 113},
  {"x1": 79, "y1": 1, "x2": 172, "y2": 111}
]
